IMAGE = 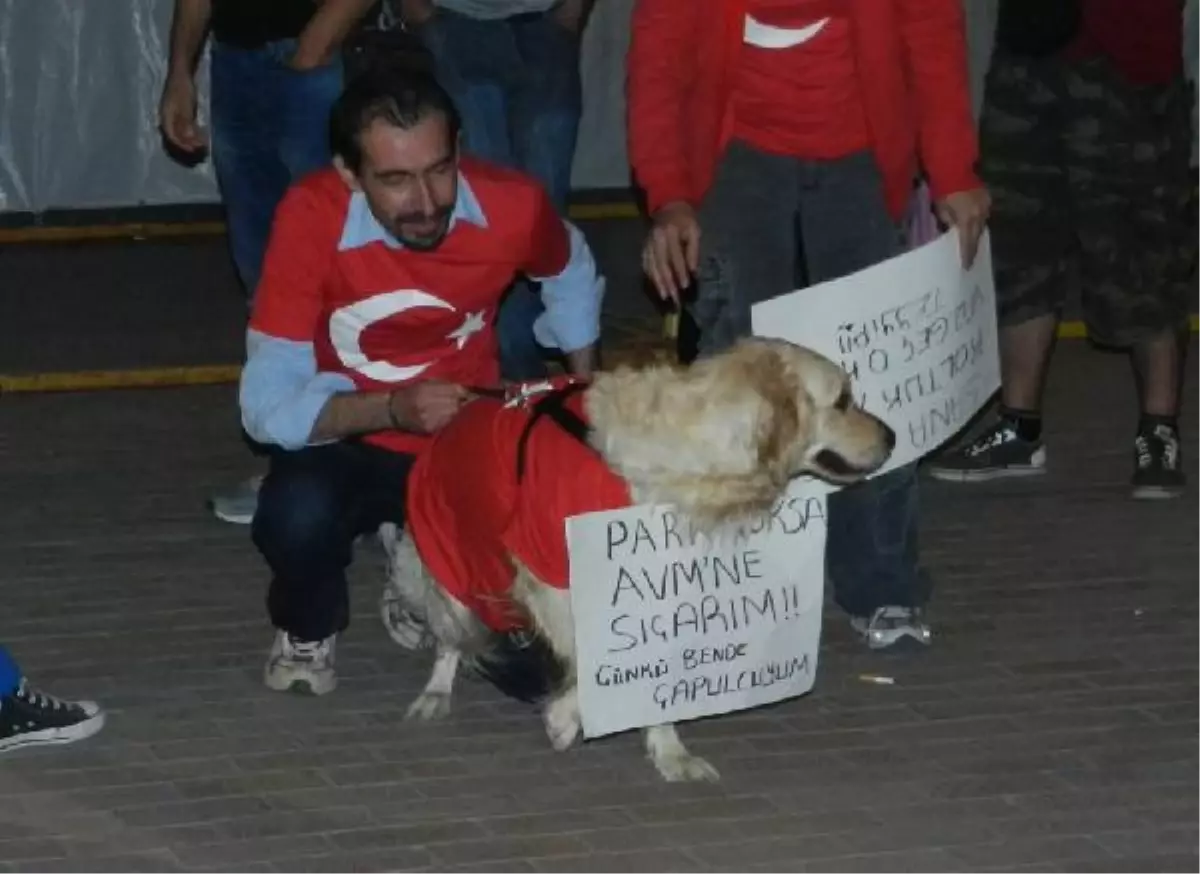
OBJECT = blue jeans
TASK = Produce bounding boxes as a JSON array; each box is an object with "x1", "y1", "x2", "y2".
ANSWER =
[
  {"x1": 420, "y1": 9, "x2": 583, "y2": 379},
  {"x1": 210, "y1": 39, "x2": 343, "y2": 301},
  {"x1": 0, "y1": 646, "x2": 20, "y2": 696},
  {"x1": 694, "y1": 143, "x2": 929, "y2": 617}
]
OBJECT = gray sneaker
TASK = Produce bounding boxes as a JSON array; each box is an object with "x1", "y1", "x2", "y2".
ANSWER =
[
  {"x1": 926, "y1": 420, "x2": 1046, "y2": 483},
  {"x1": 264, "y1": 632, "x2": 337, "y2": 696},
  {"x1": 850, "y1": 606, "x2": 932, "y2": 651},
  {"x1": 209, "y1": 475, "x2": 262, "y2": 525}
]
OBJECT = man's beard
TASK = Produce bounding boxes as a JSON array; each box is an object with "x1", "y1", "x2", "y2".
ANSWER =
[{"x1": 390, "y1": 208, "x2": 453, "y2": 251}]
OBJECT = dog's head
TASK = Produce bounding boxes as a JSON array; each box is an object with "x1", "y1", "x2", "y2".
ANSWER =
[{"x1": 586, "y1": 337, "x2": 894, "y2": 525}]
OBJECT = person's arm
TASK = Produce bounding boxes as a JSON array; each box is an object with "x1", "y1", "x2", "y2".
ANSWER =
[
  {"x1": 896, "y1": 0, "x2": 982, "y2": 201},
  {"x1": 166, "y1": 0, "x2": 211, "y2": 80},
  {"x1": 290, "y1": 0, "x2": 379, "y2": 69},
  {"x1": 626, "y1": 0, "x2": 701, "y2": 215},
  {"x1": 522, "y1": 188, "x2": 604, "y2": 377}
]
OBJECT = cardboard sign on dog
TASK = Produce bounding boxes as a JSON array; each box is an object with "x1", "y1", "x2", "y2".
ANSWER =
[
  {"x1": 568, "y1": 480, "x2": 828, "y2": 739},
  {"x1": 752, "y1": 228, "x2": 1001, "y2": 475}
]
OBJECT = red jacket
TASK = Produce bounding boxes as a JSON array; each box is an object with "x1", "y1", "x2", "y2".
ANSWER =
[{"x1": 626, "y1": 0, "x2": 982, "y2": 219}]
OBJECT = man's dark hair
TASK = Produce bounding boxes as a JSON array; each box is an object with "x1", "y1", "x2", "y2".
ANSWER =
[{"x1": 329, "y1": 65, "x2": 462, "y2": 173}]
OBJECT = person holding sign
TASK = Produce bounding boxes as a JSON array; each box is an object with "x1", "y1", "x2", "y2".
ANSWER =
[
  {"x1": 626, "y1": 0, "x2": 990, "y2": 649},
  {"x1": 927, "y1": 0, "x2": 1193, "y2": 499},
  {"x1": 239, "y1": 67, "x2": 603, "y2": 695}
]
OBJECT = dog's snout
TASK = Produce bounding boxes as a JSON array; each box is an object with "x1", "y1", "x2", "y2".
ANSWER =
[{"x1": 882, "y1": 423, "x2": 897, "y2": 452}]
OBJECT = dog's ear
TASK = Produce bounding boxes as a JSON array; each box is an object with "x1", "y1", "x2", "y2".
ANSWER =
[{"x1": 750, "y1": 346, "x2": 810, "y2": 475}]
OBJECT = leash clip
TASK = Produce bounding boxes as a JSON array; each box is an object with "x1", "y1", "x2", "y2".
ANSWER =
[{"x1": 504, "y1": 379, "x2": 558, "y2": 409}]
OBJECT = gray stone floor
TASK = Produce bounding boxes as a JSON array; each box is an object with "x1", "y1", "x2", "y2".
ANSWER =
[{"x1": 0, "y1": 228, "x2": 1196, "y2": 872}]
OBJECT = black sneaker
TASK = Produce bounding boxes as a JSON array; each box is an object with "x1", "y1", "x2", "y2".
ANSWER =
[
  {"x1": 0, "y1": 680, "x2": 106, "y2": 753},
  {"x1": 926, "y1": 419, "x2": 1047, "y2": 482},
  {"x1": 1131, "y1": 424, "x2": 1186, "y2": 500}
]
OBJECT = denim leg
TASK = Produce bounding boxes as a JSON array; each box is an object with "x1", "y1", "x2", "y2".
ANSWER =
[
  {"x1": 421, "y1": 12, "x2": 552, "y2": 379},
  {"x1": 253, "y1": 442, "x2": 414, "y2": 642},
  {"x1": 272, "y1": 43, "x2": 342, "y2": 183},
  {"x1": 796, "y1": 152, "x2": 928, "y2": 616},
  {"x1": 0, "y1": 646, "x2": 20, "y2": 696},
  {"x1": 210, "y1": 42, "x2": 290, "y2": 299}
]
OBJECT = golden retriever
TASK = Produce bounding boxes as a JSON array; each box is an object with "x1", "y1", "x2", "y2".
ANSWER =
[{"x1": 379, "y1": 337, "x2": 894, "y2": 782}]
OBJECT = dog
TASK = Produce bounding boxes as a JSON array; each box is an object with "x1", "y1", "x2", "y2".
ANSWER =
[{"x1": 379, "y1": 336, "x2": 895, "y2": 782}]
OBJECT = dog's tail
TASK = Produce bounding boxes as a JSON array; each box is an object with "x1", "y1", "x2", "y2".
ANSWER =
[{"x1": 469, "y1": 631, "x2": 567, "y2": 704}]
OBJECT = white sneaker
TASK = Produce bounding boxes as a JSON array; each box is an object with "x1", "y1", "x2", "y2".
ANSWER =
[
  {"x1": 264, "y1": 632, "x2": 337, "y2": 696},
  {"x1": 849, "y1": 606, "x2": 932, "y2": 651},
  {"x1": 209, "y1": 475, "x2": 263, "y2": 525}
]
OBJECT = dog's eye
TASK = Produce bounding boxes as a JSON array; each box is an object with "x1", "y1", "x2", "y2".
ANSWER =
[{"x1": 834, "y1": 390, "x2": 852, "y2": 412}]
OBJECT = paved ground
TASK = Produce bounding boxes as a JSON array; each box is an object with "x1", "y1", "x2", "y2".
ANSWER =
[{"x1": 0, "y1": 227, "x2": 1196, "y2": 873}]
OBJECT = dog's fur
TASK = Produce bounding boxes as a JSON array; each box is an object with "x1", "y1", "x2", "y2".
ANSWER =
[{"x1": 380, "y1": 337, "x2": 894, "y2": 781}]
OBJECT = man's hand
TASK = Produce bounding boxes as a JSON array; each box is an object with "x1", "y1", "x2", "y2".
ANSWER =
[
  {"x1": 935, "y1": 187, "x2": 991, "y2": 268},
  {"x1": 158, "y1": 73, "x2": 206, "y2": 154},
  {"x1": 389, "y1": 380, "x2": 472, "y2": 434},
  {"x1": 642, "y1": 200, "x2": 701, "y2": 304}
]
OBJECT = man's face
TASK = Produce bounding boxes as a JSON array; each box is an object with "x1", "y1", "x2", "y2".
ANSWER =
[{"x1": 338, "y1": 113, "x2": 459, "y2": 251}]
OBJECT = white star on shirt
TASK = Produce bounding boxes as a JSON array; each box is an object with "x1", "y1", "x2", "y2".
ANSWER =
[{"x1": 446, "y1": 310, "x2": 487, "y2": 350}]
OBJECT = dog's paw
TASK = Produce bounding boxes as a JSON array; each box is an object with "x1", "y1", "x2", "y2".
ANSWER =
[
  {"x1": 652, "y1": 751, "x2": 721, "y2": 783},
  {"x1": 544, "y1": 695, "x2": 581, "y2": 751},
  {"x1": 405, "y1": 691, "x2": 452, "y2": 721}
]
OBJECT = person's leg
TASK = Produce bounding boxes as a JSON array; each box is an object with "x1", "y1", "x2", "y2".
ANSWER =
[
  {"x1": 273, "y1": 40, "x2": 344, "y2": 204},
  {"x1": 926, "y1": 51, "x2": 1075, "y2": 482},
  {"x1": 793, "y1": 151, "x2": 929, "y2": 647},
  {"x1": 252, "y1": 442, "x2": 415, "y2": 695},
  {"x1": 689, "y1": 141, "x2": 799, "y2": 357},
  {"x1": 497, "y1": 12, "x2": 585, "y2": 378},
  {"x1": 0, "y1": 645, "x2": 105, "y2": 753},
  {"x1": 207, "y1": 42, "x2": 293, "y2": 526},
  {"x1": 419, "y1": 12, "x2": 545, "y2": 378},
  {"x1": 1065, "y1": 58, "x2": 1193, "y2": 498},
  {"x1": 209, "y1": 42, "x2": 291, "y2": 299}
]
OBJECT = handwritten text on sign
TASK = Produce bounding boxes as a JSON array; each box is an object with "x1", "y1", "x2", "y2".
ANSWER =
[
  {"x1": 568, "y1": 481, "x2": 828, "y2": 739},
  {"x1": 752, "y1": 229, "x2": 1001, "y2": 474}
]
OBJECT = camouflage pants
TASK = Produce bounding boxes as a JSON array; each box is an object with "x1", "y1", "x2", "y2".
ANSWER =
[{"x1": 981, "y1": 50, "x2": 1195, "y2": 347}]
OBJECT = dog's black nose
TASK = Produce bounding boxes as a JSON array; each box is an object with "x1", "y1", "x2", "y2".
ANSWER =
[{"x1": 882, "y1": 424, "x2": 897, "y2": 451}]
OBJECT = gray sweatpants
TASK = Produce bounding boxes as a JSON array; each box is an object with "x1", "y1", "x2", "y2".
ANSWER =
[{"x1": 690, "y1": 141, "x2": 929, "y2": 617}]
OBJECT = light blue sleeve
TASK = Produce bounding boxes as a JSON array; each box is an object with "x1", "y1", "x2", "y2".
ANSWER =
[
  {"x1": 239, "y1": 329, "x2": 357, "y2": 451},
  {"x1": 528, "y1": 220, "x2": 605, "y2": 354}
]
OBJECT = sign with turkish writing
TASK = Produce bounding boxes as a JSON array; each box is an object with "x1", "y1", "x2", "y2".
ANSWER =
[
  {"x1": 752, "y1": 228, "x2": 1000, "y2": 475},
  {"x1": 568, "y1": 481, "x2": 828, "y2": 739}
]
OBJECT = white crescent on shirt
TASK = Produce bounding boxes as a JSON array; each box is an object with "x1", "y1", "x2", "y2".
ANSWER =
[{"x1": 743, "y1": 13, "x2": 829, "y2": 50}]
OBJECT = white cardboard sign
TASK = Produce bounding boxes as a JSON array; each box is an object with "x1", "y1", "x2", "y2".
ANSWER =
[
  {"x1": 568, "y1": 480, "x2": 829, "y2": 739},
  {"x1": 752, "y1": 228, "x2": 1001, "y2": 475}
]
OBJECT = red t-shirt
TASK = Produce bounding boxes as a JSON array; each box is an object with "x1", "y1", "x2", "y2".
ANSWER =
[
  {"x1": 249, "y1": 159, "x2": 571, "y2": 456},
  {"x1": 731, "y1": 0, "x2": 870, "y2": 159},
  {"x1": 405, "y1": 385, "x2": 631, "y2": 632},
  {"x1": 1070, "y1": 0, "x2": 1183, "y2": 86}
]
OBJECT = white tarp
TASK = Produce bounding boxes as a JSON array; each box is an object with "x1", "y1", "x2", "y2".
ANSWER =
[{"x1": 0, "y1": 0, "x2": 996, "y2": 215}]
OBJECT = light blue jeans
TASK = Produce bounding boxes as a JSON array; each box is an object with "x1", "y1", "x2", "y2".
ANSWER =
[{"x1": 419, "y1": 8, "x2": 583, "y2": 379}]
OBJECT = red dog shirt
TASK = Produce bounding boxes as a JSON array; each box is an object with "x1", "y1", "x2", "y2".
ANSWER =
[{"x1": 405, "y1": 383, "x2": 632, "y2": 632}]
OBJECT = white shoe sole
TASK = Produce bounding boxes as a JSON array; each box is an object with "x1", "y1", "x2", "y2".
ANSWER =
[
  {"x1": 0, "y1": 710, "x2": 106, "y2": 754},
  {"x1": 263, "y1": 666, "x2": 337, "y2": 696},
  {"x1": 926, "y1": 446, "x2": 1048, "y2": 483}
]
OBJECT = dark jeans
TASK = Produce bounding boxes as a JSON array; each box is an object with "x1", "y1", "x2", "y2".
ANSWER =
[
  {"x1": 692, "y1": 141, "x2": 930, "y2": 618},
  {"x1": 419, "y1": 8, "x2": 582, "y2": 379},
  {"x1": 252, "y1": 442, "x2": 415, "y2": 641},
  {"x1": 210, "y1": 38, "x2": 343, "y2": 300}
]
